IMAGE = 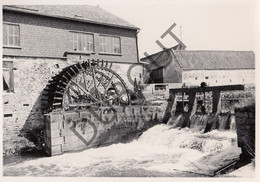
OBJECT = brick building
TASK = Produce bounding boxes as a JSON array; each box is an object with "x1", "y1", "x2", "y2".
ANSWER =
[{"x1": 2, "y1": 5, "x2": 142, "y2": 155}]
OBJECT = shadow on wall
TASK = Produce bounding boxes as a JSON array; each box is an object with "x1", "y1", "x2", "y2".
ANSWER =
[{"x1": 19, "y1": 91, "x2": 46, "y2": 151}]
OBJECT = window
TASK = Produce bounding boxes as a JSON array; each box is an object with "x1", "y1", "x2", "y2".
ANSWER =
[
  {"x1": 195, "y1": 77, "x2": 197, "y2": 80},
  {"x1": 71, "y1": 32, "x2": 94, "y2": 52},
  {"x1": 100, "y1": 35, "x2": 121, "y2": 54},
  {"x1": 3, "y1": 24, "x2": 20, "y2": 47},
  {"x1": 3, "y1": 61, "x2": 14, "y2": 92},
  {"x1": 155, "y1": 85, "x2": 167, "y2": 91},
  {"x1": 205, "y1": 76, "x2": 209, "y2": 79}
]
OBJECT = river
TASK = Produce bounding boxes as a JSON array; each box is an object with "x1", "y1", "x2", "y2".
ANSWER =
[{"x1": 3, "y1": 124, "x2": 240, "y2": 177}]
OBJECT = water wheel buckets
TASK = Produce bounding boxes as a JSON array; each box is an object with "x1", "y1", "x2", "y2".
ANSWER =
[{"x1": 42, "y1": 60, "x2": 130, "y2": 112}]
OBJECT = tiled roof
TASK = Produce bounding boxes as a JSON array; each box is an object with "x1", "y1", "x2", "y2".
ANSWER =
[
  {"x1": 172, "y1": 50, "x2": 255, "y2": 70},
  {"x1": 3, "y1": 5, "x2": 138, "y2": 30},
  {"x1": 141, "y1": 48, "x2": 255, "y2": 70}
]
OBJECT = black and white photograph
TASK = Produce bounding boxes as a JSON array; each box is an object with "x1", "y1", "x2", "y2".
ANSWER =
[{"x1": 1, "y1": 0, "x2": 258, "y2": 179}]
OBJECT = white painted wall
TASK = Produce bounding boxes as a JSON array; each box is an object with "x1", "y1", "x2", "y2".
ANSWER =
[{"x1": 182, "y1": 69, "x2": 255, "y2": 87}]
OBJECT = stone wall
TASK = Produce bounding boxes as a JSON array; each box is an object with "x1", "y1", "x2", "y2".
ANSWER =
[
  {"x1": 235, "y1": 105, "x2": 255, "y2": 161},
  {"x1": 44, "y1": 106, "x2": 163, "y2": 156},
  {"x1": 3, "y1": 56, "x2": 69, "y2": 155},
  {"x1": 2, "y1": 56, "x2": 143, "y2": 156}
]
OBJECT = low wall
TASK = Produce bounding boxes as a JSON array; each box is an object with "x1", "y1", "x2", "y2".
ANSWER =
[
  {"x1": 235, "y1": 105, "x2": 255, "y2": 161},
  {"x1": 44, "y1": 106, "x2": 164, "y2": 156}
]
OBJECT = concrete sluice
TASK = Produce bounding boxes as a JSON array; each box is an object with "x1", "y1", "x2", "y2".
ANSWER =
[
  {"x1": 218, "y1": 113, "x2": 231, "y2": 130},
  {"x1": 189, "y1": 113, "x2": 212, "y2": 132},
  {"x1": 229, "y1": 114, "x2": 236, "y2": 131},
  {"x1": 167, "y1": 112, "x2": 235, "y2": 133},
  {"x1": 167, "y1": 113, "x2": 186, "y2": 128},
  {"x1": 165, "y1": 85, "x2": 246, "y2": 134}
]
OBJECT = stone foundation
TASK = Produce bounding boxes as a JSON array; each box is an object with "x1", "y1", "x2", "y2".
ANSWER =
[
  {"x1": 3, "y1": 57, "x2": 69, "y2": 156},
  {"x1": 235, "y1": 104, "x2": 255, "y2": 161},
  {"x1": 44, "y1": 106, "x2": 163, "y2": 156}
]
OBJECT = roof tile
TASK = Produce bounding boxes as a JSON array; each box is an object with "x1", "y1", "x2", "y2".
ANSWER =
[
  {"x1": 4, "y1": 5, "x2": 138, "y2": 29},
  {"x1": 173, "y1": 50, "x2": 255, "y2": 70}
]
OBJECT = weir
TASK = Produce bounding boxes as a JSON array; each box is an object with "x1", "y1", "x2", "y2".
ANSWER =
[{"x1": 164, "y1": 84, "x2": 245, "y2": 133}]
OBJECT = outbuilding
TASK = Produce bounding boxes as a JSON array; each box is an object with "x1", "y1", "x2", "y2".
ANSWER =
[{"x1": 141, "y1": 48, "x2": 255, "y2": 87}]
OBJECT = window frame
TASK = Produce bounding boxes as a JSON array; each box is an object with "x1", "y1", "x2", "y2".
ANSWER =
[
  {"x1": 3, "y1": 61, "x2": 14, "y2": 93},
  {"x1": 99, "y1": 34, "x2": 121, "y2": 55},
  {"x1": 70, "y1": 31, "x2": 95, "y2": 53},
  {"x1": 3, "y1": 23, "x2": 20, "y2": 48}
]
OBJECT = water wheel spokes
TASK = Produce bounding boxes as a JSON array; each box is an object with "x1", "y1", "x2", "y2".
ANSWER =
[{"x1": 43, "y1": 59, "x2": 130, "y2": 112}]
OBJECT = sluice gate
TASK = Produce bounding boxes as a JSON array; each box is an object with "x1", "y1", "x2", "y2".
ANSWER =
[{"x1": 163, "y1": 84, "x2": 245, "y2": 133}]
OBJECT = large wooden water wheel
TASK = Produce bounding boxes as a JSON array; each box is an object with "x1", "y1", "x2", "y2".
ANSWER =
[{"x1": 42, "y1": 59, "x2": 130, "y2": 112}]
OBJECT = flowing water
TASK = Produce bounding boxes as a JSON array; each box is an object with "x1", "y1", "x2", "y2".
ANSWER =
[{"x1": 3, "y1": 122, "x2": 241, "y2": 177}]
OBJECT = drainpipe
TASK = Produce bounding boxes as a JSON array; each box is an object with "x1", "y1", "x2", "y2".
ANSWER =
[{"x1": 135, "y1": 29, "x2": 140, "y2": 62}]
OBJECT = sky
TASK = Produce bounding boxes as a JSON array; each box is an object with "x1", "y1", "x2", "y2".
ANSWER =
[
  {"x1": 97, "y1": 0, "x2": 256, "y2": 58},
  {"x1": 1, "y1": 0, "x2": 257, "y2": 59}
]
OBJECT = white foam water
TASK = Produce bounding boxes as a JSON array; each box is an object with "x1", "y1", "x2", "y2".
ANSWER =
[{"x1": 3, "y1": 124, "x2": 241, "y2": 177}]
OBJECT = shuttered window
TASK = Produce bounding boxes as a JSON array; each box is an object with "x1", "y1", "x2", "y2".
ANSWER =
[
  {"x1": 71, "y1": 32, "x2": 94, "y2": 52},
  {"x1": 100, "y1": 36, "x2": 121, "y2": 54},
  {"x1": 3, "y1": 24, "x2": 20, "y2": 46}
]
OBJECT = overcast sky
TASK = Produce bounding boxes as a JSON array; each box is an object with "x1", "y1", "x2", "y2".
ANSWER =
[
  {"x1": 94, "y1": 0, "x2": 256, "y2": 58},
  {"x1": 2, "y1": 0, "x2": 257, "y2": 59}
]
